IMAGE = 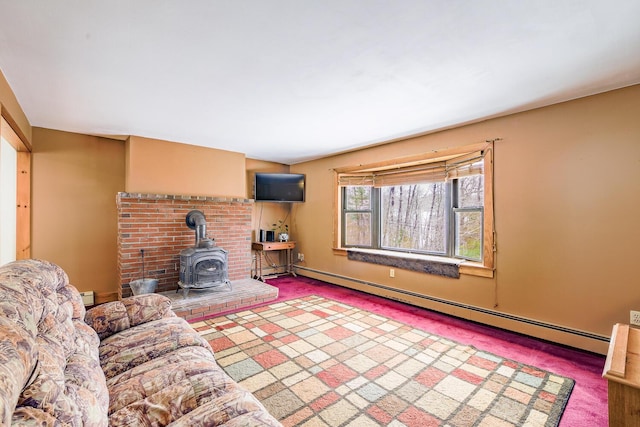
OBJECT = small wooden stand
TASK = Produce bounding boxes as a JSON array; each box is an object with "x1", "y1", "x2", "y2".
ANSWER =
[
  {"x1": 252, "y1": 241, "x2": 296, "y2": 282},
  {"x1": 603, "y1": 323, "x2": 640, "y2": 426}
]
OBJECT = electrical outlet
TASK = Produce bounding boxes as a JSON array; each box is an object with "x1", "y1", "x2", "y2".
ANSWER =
[
  {"x1": 631, "y1": 311, "x2": 640, "y2": 326},
  {"x1": 80, "y1": 291, "x2": 94, "y2": 306},
  {"x1": 298, "y1": 253, "x2": 304, "y2": 261},
  {"x1": 389, "y1": 269, "x2": 395, "y2": 278}
]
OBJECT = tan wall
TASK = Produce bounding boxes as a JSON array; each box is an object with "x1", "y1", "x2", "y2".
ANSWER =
[
  {"x1": 245, "y1": 158, "x2": 291, "y2": 242},
  {"x1": 126, "y1": 136, "x2": 246, "y2": 198},
  {"x1": 290, "y1": 84, "x2": 640, "y2": 354},
  {"x1": 31, "y1": 128, "x2": 125, "y2": 296}
]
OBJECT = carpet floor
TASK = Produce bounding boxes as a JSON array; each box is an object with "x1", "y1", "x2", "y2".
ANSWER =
[
  {"x1": 197, "y1": 295, "x2": 575, "y2": 426},
  {"x1": 192, "y1": 275, "x2": 607, "y2": 426}
]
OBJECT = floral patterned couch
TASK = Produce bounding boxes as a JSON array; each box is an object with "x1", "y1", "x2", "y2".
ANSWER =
[{"x1": 0, "y1": 259, "x2": 281, "y2": 426}]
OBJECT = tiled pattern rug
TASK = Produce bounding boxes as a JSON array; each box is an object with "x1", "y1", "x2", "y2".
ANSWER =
[{"x1": 194, "y1": 295, "x2": 574, "y2": 426}]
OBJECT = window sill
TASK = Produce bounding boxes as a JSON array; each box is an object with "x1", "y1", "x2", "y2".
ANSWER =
[
  {"x1": 333, "y1": 247, "x2": 494, "y2": 278},
  {"x1": 459, "y1": 262, "x2": 494, "y2": 278}
]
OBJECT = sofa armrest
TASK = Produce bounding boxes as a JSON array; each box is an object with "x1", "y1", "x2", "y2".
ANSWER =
[{"x1": 85, "y1": 293, "x2": 176, "y2": 340}]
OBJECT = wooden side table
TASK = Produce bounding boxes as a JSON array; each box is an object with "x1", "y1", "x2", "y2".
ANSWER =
[
  {"x1": 603, "y1": 323, "x2": 640, "y2": 426},
  {"x1": 252, "y1": 241, "x2": 296, "y2": 281}
]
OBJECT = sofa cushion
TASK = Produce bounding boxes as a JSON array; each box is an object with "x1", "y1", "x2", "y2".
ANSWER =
[
  {"x1": 0, "y1": 318, "x2": 38, "y2": 425},
  {"x1": 0, "y1": 259, "x2": 109, "y2": 426},
  {"x1": 85, "y1": 293, "x2": 175, "y2": 340},
  {"x1": 108, "y1": 350, "x2": 254, "y2": 424},
  {"x1": 99, "y1": 316, "x2": 213, "y2": 380},
  {"x1": 122, "y1": 293, "x2": 175, "y2": 325},
  {"x1": 107, "y1": 346, "x2": 217, "y2": 413}
]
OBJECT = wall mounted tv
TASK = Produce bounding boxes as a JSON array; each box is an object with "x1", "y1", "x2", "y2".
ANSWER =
[{"x1": 254, "y1": 173, "x2": 305, "y2": 203}]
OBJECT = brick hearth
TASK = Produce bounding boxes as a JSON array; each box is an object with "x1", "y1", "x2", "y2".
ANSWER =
[{"x1": 165, "y1": 278, "x2": 278, "y2": 322}]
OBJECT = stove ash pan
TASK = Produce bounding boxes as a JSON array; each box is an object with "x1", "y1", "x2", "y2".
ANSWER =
[{"x1": 178, "y1": 246, "x2": 231, "y2": 297}]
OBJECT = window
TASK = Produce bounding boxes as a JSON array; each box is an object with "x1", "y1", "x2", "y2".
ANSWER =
[
  {"x1": 380, "y1": 182, "x2": 447, "y2": 254},
  {"x1": 336, "y1": 142, "x2": 494, "y2": 275},
  {"x1": 453, "y1": 175, "x2": 483, "y2": 260},
  {"x1": 343, "y1": 186, "x2": 374, "y2": 246}
]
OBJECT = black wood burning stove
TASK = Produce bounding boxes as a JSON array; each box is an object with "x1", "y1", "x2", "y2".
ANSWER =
[{"x1": 177, "y1": 210, "x2": 231, "y2": 297}]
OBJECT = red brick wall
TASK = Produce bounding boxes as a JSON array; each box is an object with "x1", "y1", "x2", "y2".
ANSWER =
[{"x1": 117, "y1": 193, "x2": 253, "y2": 298}]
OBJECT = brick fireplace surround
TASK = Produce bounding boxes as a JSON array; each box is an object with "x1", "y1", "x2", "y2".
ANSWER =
[{"x1": 116, "y1": 192, "x2": 255, "y2": 299}]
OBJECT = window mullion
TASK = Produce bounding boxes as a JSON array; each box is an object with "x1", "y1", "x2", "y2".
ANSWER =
[
  {"x1": 446, "y1": 180, "x2": 455, "y2": 257},
  {"x1": 341, "y1": 188, "x2": 347, "y2": 247},
  {"x1": 372, "y1": 188, "x2": 380, "y2": 249}
]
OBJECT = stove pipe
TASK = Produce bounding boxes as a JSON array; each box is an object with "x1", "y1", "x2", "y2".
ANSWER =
[{"x1": 185, "y1": 210, "x2": 214, "y2": 248}]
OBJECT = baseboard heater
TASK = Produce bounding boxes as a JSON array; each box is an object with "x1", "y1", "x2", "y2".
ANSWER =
[{"x1": 295, "y1": 266, "x2": 608, "y2": 343}]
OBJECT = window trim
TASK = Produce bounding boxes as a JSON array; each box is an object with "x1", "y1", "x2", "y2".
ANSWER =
[
  {"x1": 333, "y1": 142, "x2": 495, "y2": 278},
  {"x1": 0, "y1": 110, "x2": 31, "y2": 260}
]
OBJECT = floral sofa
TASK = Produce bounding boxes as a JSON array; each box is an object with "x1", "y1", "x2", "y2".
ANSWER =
[{"x1": 0, "y1": 259, "x2": 281, "y2": 426}]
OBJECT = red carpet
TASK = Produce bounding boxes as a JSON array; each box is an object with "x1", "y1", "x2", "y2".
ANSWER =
[{"x1": 266, "y1": 275, "x2": 607, "y2": 427}]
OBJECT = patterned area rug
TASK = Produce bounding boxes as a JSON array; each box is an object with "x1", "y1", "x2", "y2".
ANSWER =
[{"x1": 194, "y1": 295, "x2": 574, "y2": 426}]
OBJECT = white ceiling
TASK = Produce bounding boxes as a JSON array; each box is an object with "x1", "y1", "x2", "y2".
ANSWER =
[{"x1": 0, "y1": 1, "x2": 639, "y2": 165}]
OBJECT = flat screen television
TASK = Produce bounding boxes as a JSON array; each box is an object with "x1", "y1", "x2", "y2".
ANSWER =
[{"x1": 254, "y1": 173, "x2": 305, "y2": 203}]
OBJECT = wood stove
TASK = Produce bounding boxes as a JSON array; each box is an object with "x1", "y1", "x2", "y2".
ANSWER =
[{"x1": 177, "y1": 210, "x2": 231, "y2": 297}]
